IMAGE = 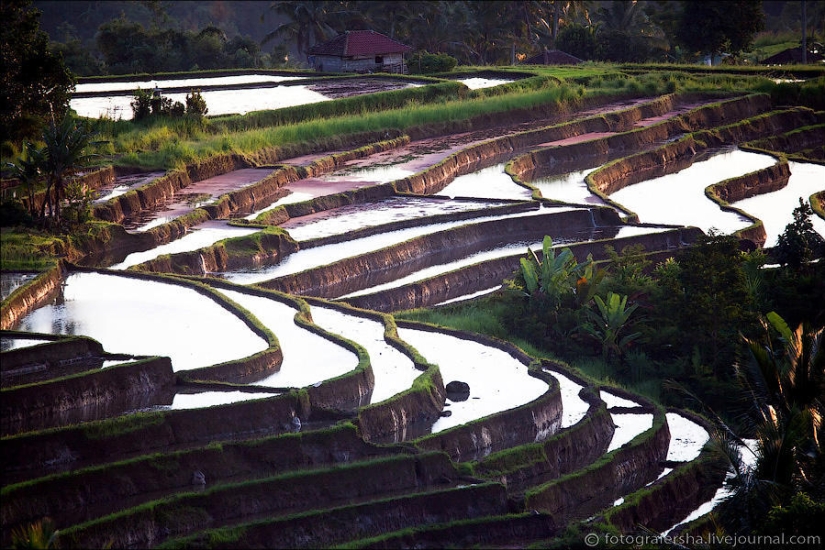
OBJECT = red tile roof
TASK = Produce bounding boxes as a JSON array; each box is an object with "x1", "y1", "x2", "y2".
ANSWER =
[{"x1": 309, "y1": 30, "x2": 412, "y2": 57}]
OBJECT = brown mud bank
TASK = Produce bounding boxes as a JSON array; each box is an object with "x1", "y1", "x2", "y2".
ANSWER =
[
  {"x1": 0, "y1": 423, "x2": 406, "y2": 545},
  {"x1": 0, "y1": 264, "x2": 65, "y2": 331},
  {"x1": 525, "y1": 398, "x2": 671, "y2": 525},
  {"x1": 260, "y1": 207, "x2": 614, "y2": 299},
  {"x1": 601, "y1": 409, "x2": 727, "y2": 536},
  {"x1": 344, "y1": 225, "x2": 704, "y2": 313},
  {"x1": 1, "y1": 356, "x2": 175, "y2": 437},
  {"x1": 0, "y1": 392, "x2": 310, "y2": 485},
  {"x1": 160, "y1": 482, "x2": 511, "y2": 549},
  {"x1": 1, "y1": 334, "x2": 105, "y2": 386},
  {"x1": 59, "y1": 451, "x2": 463, "y2": 550},
  {"x1": 475, "y1": 385, "x2": 615, "y2": 493},
  {"x1": 133, "y1": 228, "x2": 299, "y2": 276},
  {"x1": 507, "y1": 93, "x2": 775, "y2": 183}
]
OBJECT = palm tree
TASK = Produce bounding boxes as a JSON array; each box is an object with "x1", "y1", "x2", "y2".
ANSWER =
[
  {"x1": 262, "y1": 1, "x2": 341, "y2": 64},
  {"x1": 40, "y1": 115, "x2": 99, "y2": 225},
  {"x1": 674, "y1": 311, "x2": 824, "y2": 534},
  {"x1": 738, "y1": 312, "x2": 824, "y2": 462},
  {"x1": 5, "y1": 142, "x2": 44, "y2": 220}
]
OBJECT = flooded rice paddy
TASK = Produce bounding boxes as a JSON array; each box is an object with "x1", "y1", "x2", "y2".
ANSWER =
[
  {"x1": 215, "y1": 288, "x2": 359, "y2": 388},
  {"x1": 308, "y1": 306, "x2": 421, "y2": 404},
  {"x1": 608, "y1": 148, "x2": 778, "y2": 232},
  {"x1": 6, "y1": 90, "x2": 825, "y2": 545},
  {"x1": 396, "y1": 327, "x2": 548, "y2": 434},
  {"x1": 222, "y1": 207, "x2": 556, "y2": 284},
  {"x1": 732, "y1": 161, "x2": 825, "y2": 246},
  {"x1": 11, "y1": 272, "x2": 269, "y2": 370},
  {"x1": 112, "y1": 221, "x2": 260, "y2": 270}
]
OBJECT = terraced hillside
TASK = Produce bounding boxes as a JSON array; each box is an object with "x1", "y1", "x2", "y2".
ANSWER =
[{"x1": 2, "y1": 73, "x2": 824, "y2": 549}]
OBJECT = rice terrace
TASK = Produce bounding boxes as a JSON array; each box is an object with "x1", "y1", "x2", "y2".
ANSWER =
[{"x1": 1, "y1": 1, "x2": 824, "y2": 549}]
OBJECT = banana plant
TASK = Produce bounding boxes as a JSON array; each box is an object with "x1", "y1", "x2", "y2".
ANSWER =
[
  {"x1": 583, "y1": 291, "x2": 641, "y2": 360},
  {"x1": 519, "y1": 236, "x2": 591, "y2": 310}
]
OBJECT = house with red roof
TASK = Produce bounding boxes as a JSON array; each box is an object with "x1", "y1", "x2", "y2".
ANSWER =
[{"x1": 307, "y1": 30, "x2": 413, "y2": 74}]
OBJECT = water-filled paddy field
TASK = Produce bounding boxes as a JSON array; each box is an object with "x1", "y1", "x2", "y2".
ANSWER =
[{"x1": 3, "y1": 81, "x2": 824, "y2": 548}]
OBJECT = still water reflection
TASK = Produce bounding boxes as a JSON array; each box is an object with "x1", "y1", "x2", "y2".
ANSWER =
[
  {"x1": 396, "y1": 327, "x2": 548, "y2": 433},
  {"x1": 732, "y1": 161, "x2": 825, "y2": 247},
  {"x1": 608, "y1": 149, "x2": 777, "y2": 232},
  {"x1": 12, "y1": 272, "x2": 269, "y2": 371},
  {"x1": 215, "y1": 289, "x2": 359, "y2": 388},
  {"x1": 309, "y1": 306, "x2": 420, "y2": 403}
]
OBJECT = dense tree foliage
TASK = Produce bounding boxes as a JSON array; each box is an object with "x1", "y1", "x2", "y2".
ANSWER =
[
  {"x1": 1, "y1": 0, "x2": 74, "y2": 142},
  {"x1": 26, "y1": 1, "x2": 823, "y2": 75},
  {"x1": 676, "y1": 0, "x2": 766, "y2": 60}
]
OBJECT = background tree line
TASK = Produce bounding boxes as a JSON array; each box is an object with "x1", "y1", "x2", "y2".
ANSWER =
[{"x1": 33, "y1": 0, "x2": 825, "y2": 76}]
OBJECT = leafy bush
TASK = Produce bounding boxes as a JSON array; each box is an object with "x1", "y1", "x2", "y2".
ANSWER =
[
  {"x1": 186, "y1": 89, "x2": 208, "y2": 118},
  {"x1": 407, "y1": 52, "x2": 458, "y2": 74},
  {"x1": 130, "y1": 88, "x2": 152, "y2": 121}
]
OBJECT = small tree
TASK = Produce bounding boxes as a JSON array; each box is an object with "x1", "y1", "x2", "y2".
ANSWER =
[
  {"x1": 185, "y1": 89, "x2": 208, "y2": 118},
  {"x1": 5, "y1": 142, "x2": 44, "y2": 219},
  {"x1": 131, "y1": 88, "x2": 152, "y2": 121},
  {"x1": 774, "y1": 198, "x2": 825, "y2": 272},
  {"x1": 40, "y1": 115, "x2": 99, "y2": 225}
]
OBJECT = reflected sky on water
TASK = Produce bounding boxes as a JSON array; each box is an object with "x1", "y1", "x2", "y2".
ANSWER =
[
  {"x1": 733, "y1": 161, "x2": 825, "y2": 247},
  {"x1": 215, "y1": 289, "x2": 359, "y2": 388},
  {"x1": 12, "y1": 272, "x2": 268, "y2": 371},
  {"x1": 396, "y1": 327, "x2": 548, "y2": 434},
  {"x1": 309, "y1": 306, "x2": 420, "y2": 403},
  {"x1": 609, "y1": 149, "x2": 777, "y2": 233}
]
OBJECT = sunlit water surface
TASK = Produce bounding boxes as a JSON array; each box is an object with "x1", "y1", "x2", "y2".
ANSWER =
[
  {"x1": 281, "y1": 197, "x2": 501, "y2": 241},
  {"x1": 215, "y1": 289, "x2": 358, "y2": 388},
  {"x1": 221, "y1": 207, "x2": 556, "y2": 285},
  {"x1": 607, "y1": 413, "x2": 654, "y2": 452},
  {"x1": 608, "y1": 149, "x2": 777, "y2": 232},
  {"x1": 72, "y1": 84, "x2": 328, "y2": 119},
  {"x1": 111, "y1": 221, "x2": 260, "y2": 270},
  {"x1": 308, "y1": 306, "x2": 420, "y2": 403},
  {"x1": 438, "y1": 164, "x2": 533, "y2": 200},
  {"x1": 396, "y1": 327, "x2": 548, "y2": 434},
  {"x1": 12, "y1": 272, "x2": 268, "y2": 370},
  {"x1": 732, "y1": 161, "x2": 825, "y2": 246}
]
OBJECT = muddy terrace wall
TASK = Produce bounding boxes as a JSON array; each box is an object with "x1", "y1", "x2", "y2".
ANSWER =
[
  {"x1": 507, "y1": 94, "x2": 774, "y2": 182},
  {"x1": 474, "y1": 387, "x2": 615, "y2": 492},
  {"x1": 710, "y1": 159, "x2": 790, "y2": 204},
  {"x1": 345, "y1": 225, "x2": 704, "y2": 313},
  {"x1": 133, "y1": 228, "x2": 299, "y2": 275},
  {"x1": 602, "y1": 410, "x2": 726, "y2": 535},
  {"x1": 0, "y1": 391, "x2": 311, "y2": 484},
  {"x1": 1, "y1": 264, "x2": 65, "y2": 331},
  {"x1": 351, "y1": 512, "x2": 559, "y2": 549},
  {"x1": 525, "y1": 397, "x2": 671, "y2": 524},
  {"x1": 160, "y1": 482, "x2": 510, "y2": 549},
  {"x1": 751, "y1": 125, "x2": 825, "y2": 161},
  {"x1": 706, "y1": 159, "x2": 791, "y2": 246},
  {"x1": 93, "y1": 138, "x2": 412, "y2": 225},
  {"x1": 1, "y1": 356, "x2": 175, "y2": 437},
  {"x1": 390, "y1": 93, "x2": 707, "y2": 198},
  {"x1": 0, "y1": 334, "x2": 104, "y2": 377},
  {"x1": 261, "y1": 207, "x2": 608, "y2": 299},
  {"x1": 0, "y1": 423, "x2": 405, "y2": 546},
  {"x1": 59, "y1": 451, "x2": 461, "y2": 549},
  {"x1": 284, "y1": 299, "x2": 453, "y2": 443}
]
